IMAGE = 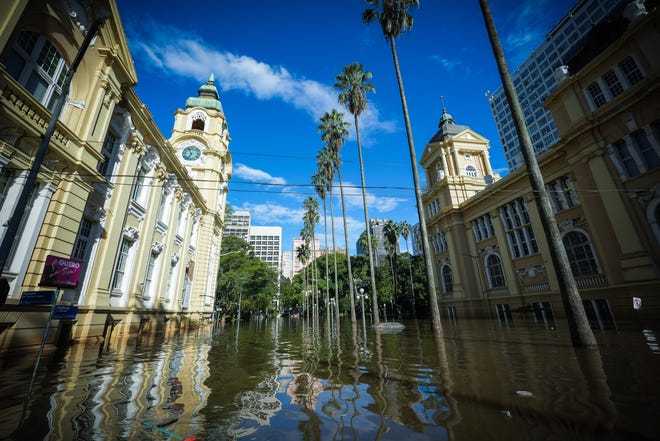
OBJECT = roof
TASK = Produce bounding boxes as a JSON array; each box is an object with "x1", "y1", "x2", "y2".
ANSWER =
[
  {"x1": 185, "y1": 74, "x2": 224, "y2": 113},
  {"x1": 428, "y1": 107, "x2": 470, "y2": 143}
]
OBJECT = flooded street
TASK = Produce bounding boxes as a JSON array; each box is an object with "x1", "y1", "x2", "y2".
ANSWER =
[{"x1": 1, "y1": 317, "x2": 659, "y2": 440}]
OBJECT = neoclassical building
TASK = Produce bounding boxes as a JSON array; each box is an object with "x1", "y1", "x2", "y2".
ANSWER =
[
  {"x1": 0, "y1": 0, "x2": 231, "y2": 351},
  {"x1": 421, "y1": 2, "x2": 659, "y2": 326}
]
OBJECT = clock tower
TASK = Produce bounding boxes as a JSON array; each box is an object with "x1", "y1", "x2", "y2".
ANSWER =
[{"x1": 169, "y1": 74, "x2": 232, "y2": 313}]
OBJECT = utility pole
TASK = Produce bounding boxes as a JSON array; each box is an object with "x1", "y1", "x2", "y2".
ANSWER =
[
  {"x1": 0, "y1": 12, "x2": 110, "y2": 304},
  {"x1": 478, "y1": 0, "x2": 597, "y2": 349}
]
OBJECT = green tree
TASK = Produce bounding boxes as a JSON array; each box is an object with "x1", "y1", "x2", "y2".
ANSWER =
[
  {"x1": 398, "y1": 220, "x2": 416, "y2": 317},
  {"x1": 217, "y1": 236, "x2": 278, "y2": 321},
  {"x1": 319, "y1": 109, "x2": 357, "y2": 324},
  {"x1": 363, "y1": 0, "x2": 443, "y2": 333},
  {"x1": 296, "y1": 240, "x2": 310, "y2": 318},
  {"x1": 383, "y1": 219, "x2": 400, "y2": 316},
  {"x1": 335, "y1": 62, "x2": 380, "y2": 325}
]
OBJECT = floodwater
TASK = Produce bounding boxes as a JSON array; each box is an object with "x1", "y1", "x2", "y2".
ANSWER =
[{"x1": 0, "y1": 316, "x2": 659, "y2": 440}]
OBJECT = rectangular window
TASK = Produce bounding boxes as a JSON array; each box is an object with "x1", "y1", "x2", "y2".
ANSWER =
[
  {"x1": 6, "y1": 183, "x2": 38, "y2": 268},
  {"x1": 0, "y1": 168, "x2": 14, "y2": 212},
  {"x1": 602, "y1": 70, "x2": 623, "y2": 97},
  {"x1": 587, "y1": 82, "x2": 606, "y2": 108},
  {"x1": 97, "y1": 130, "x2": 117, "y2": 177},
  {"x1": 619, "y1": 56, "x2": 643, "y2": 85},
  {"x1": 614, "y1": 139, "x2": 640, "y2": 177},
  {"x1": 547, "y1": 175, "x2": 579, "y2": 213},
  {"x1": 500, "y1": 199, "x2": 538, "y2": 259},
  {"x1": 111, "y1": 238, "x2": 131, "y2": 290},
  {"x1": 142, "y1": 253, "x2": 156, "y2": 297},
  {"x1": 631, "y1": 129, "x2": 660, "y2": 170},
  {"x1": 131, "y1": 166, "x2": 146, "y2": 202},
  {"x1": 72, "y1": 218, "x2": 93, "y2": 260}
]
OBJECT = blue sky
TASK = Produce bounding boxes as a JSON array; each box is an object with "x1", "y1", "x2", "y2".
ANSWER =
[{"x1": 117, "y1": 0, "x2": 575, "y2": 253}]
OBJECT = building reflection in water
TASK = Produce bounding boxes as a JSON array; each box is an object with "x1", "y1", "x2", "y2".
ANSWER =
[{"x1": 0, "y1": 317, "x2": 657, "y2": 440}]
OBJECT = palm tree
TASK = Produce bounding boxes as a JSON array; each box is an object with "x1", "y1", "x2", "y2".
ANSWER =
[
  {"x1": 335, "y1": 62, "x2": 380, "y2": 325},
  {"x1": 303, "y1": 196, "x2": 320, "y2": 322},
  {"x1": 383, "y1": 219, "x2": 400, "y2": 317},
  {"x1": 319, "y1": 109, "x2": 357, "y2": 325},
  {"x1": 317, "y1": 146, "x2": 342, "y2": 331},
  {"x1": 296, "y1": 241, "x2": 310, "y2": 318},
  {"x1": 398, "y1": 220, "x2": 416, "y2": 318},
  {"x1": 312, "y1": 171, "x2": 331, "y2": 330},
  {"x1": 363, "y1": 0, "x2": 442, "y2": 334},
  {"x1": 478, "y1": 0, "x2": 596, "y2": 348}
]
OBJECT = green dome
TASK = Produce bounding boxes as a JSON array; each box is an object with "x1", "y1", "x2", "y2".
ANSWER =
[{"x1": 185, "y1": 74, "x2": 224, "y2": 113}]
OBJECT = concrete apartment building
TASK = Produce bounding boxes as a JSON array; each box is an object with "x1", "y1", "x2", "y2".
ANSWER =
[
  {"x1": 422, "y1": 0, "x2": 659, "y2": 324},
  {"x1": 0, "y1": 0, "x2": 231, "y2": 351},
  {"x1": 223, "y1": 209, "x2": 251, "y2": 241},
  {"x1": 487, "y1": 0, "x2": 623, "y2": 170}
]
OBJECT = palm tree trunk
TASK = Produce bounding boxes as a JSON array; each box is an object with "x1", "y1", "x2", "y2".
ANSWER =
[
  {"x1": 323, "y1": 199, "x2": 331, "y2": 331},
  {"x1": 329, "y1": 188, "x2": 341, "y2": 333},
  {"x1": 389, "y1": 37, "x2": 443, "y2": 334},
  {"x1": 354, "y1": 115, "x2": 380, "y2": 325},
  {"x1": 478, "y1": 0, "x2": 596, "y2": 349},
  {"x1": 405, "y1": 238, "x2": 417, "y2": 319},
  {"x1": 337, "y1": 167, "x2": 357, "y2": 324}
]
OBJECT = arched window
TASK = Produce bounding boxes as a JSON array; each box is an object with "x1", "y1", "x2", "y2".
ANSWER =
[
  {"x1": 4, "y1": 31, "x2": 68, "y2": 111},
  {"x1": 191, "y1": 118, "x2": 205, "y2": 131},
  {"x1": 563, "y1": 231, "x2": 599, "y2": 275},
  {"x1": 485, "y1": 254, "x2": 506, "y2": 287},
  {"x1": 441, "y1": 264, "x2": 453, "y2": 294},
  {"x1": 465, "y1": 165, "x2": 478, "y2": 177}
]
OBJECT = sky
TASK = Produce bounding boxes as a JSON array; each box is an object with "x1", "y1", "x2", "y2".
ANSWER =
[{"x1": 116, "y1": 0, "x2": 576, "y2": 254}]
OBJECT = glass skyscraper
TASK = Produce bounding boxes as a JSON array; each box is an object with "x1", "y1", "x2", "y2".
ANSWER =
[{"x1": 487, "y1": 0, "x2": 622, "y2": 170}]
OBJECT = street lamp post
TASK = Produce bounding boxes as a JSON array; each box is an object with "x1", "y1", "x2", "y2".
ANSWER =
[{"x1": 359, "y1": 287, "x2": 366, "y2": 325}]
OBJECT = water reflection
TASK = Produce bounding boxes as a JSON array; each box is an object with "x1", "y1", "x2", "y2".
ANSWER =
[{"x1": 0, "y1": 318, "x2": 658, "y2": 440}]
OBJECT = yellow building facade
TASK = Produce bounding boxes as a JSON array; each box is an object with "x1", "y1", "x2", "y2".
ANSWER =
[
  {"x1": 0, "y1": 0, "x2": 231, "y2": 351},
  {"x1": 421, "y1": 4, "x2": 659, "y2": 326}
]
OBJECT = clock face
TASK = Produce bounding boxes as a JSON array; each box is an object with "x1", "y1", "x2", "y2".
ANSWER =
[{"x1": 182, "y1": 145, "x2": 201, "y2": 161}]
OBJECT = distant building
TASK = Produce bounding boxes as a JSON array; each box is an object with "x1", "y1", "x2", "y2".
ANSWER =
[
  {"x1": 223, "y1": 210, "x2": 251, "y2": 241},
  {"x1": 292, "y1": 237, "x2": 320, "y2": 276},
  {"x1": 292, "y1": 237, "x2": 344, "y2": 276},
  {"x1": 422, "y1": 2, "x2": 660, "y2": 323},
  {"x1": 248, "y1": 226, "x2": 282, "y2": 272},
  {"x1": 281, "y1": 250, "x2": 293, "y2": 280},
  {"x1": 487, "y1": 0, "x2": 622, "y2": 170},
  {"x1": 356, "y1": 219, "x2": 401, "y2": 266}
]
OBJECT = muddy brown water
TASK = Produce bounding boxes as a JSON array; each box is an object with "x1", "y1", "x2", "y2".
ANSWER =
[{"x1": 0, "y1": 317, "x2": 658, "y2": 440}]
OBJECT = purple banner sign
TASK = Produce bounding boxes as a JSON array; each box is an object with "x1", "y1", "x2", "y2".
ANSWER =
[{"x1": 39, "y1": 255, "x2": 83, "y2": 288}]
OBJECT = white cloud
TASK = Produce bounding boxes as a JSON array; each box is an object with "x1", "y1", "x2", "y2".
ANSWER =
[
  {"x1": 430, "y1": 55, "x2": 463, "y2": 71},
  {"x1": 233, "y1": 163, "x2": 286, "y2": 186},
  {"x1": 129, "y1": 20, "x2": 396, "y2": 137},
  {"x1": 238, "y1": 202, "x2": 302, "y2": 225},
  {"x1": 330, "y1": 180, "x2": 407, "y2": 213},
  {"x1": 501, "y1": 0, "x2": 554, "y2": 68}
]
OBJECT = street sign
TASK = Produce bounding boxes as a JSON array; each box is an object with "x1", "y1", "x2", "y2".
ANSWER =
[
  {"x1": 53, "y1": 305, "x2": 78, "y2": 320},
  {"x1": 19, "y1": 290, "x2": 57, "y2": 306}
]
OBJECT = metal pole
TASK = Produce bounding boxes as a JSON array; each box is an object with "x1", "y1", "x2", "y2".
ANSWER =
[{"x1": 0, "y1": 13, "x2": 109, "y2": 301}]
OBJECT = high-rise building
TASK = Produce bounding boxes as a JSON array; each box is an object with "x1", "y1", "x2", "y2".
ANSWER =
[
  {"x1": 281, "y1": 250, "x2": 293, "y2": 280},
  {"x1": 249, "y1": 226, "x2": 282, "y2": 272},
  {"x1": 355, "y1": 219, "x2": 400, "y2": 266},
  {"x1": 487, "y1": 0, "x2": 622, "y2": 170},
  {"x1": 223, "y1": 210, "x2": 251, "y2": 241}
]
